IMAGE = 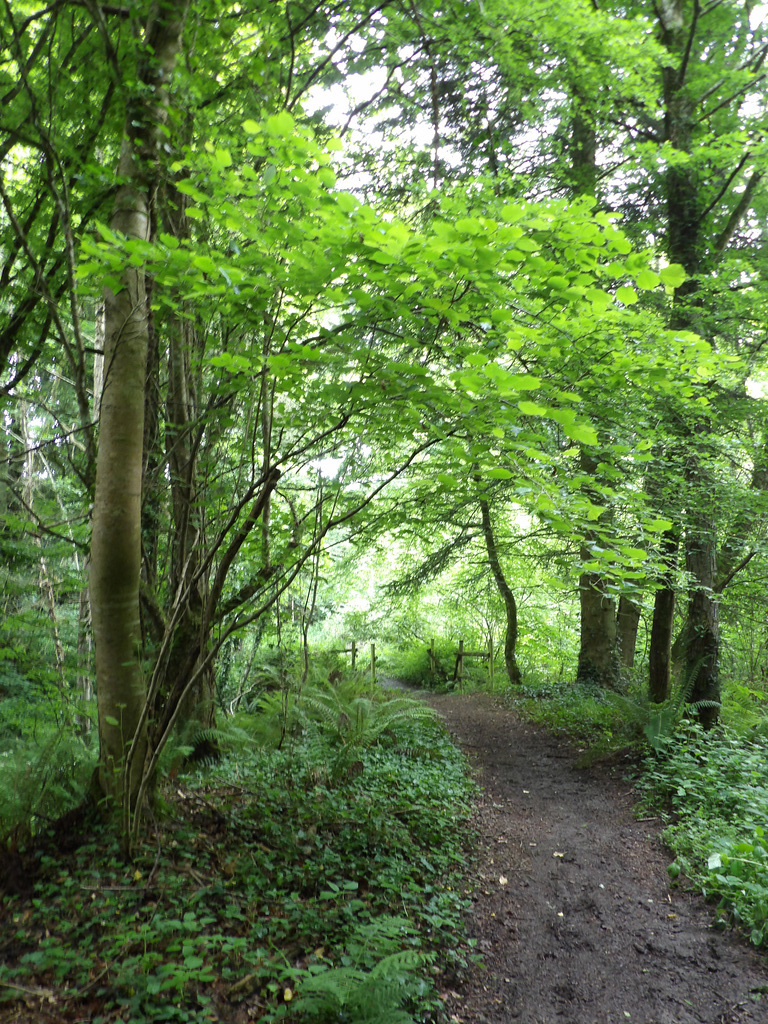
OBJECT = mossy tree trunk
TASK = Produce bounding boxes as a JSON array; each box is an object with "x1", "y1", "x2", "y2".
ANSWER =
[
  {"x1": 616, "y1": 596, "x2": 641, "y2": 670},
  {"x1": 90, "y1": 0, "x2": 190, "y2": 809}
]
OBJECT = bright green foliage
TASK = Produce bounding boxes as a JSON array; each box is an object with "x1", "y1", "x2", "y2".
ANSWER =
[
  {"x1": 280, "y1": 919, "x2": 432, "y2": 1023},
  {"x1": 242, "y1": 672, "x2": 438, "y2": 779},
  {"x1": 504, "y1": 678, "x2": 623, "y2": 748}
]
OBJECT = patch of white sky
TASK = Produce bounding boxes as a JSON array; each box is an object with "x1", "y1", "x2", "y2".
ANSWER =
[{"x1": 303, "y1": 23, "x2": 466, "y2": 194}]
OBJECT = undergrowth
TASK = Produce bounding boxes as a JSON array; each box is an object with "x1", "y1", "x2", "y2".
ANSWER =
[
  {"x1": 0, "y1": 682, "x2": 477, "y2": 1023},
  {"x1": 385, "y1": 642, "x2": 490, "y2": 693},
  {"x1": 501, "y1": 677, "x2": 624, "y2": 747},
  {"x1": 637, "y1": 722, "x2": 768, "y2": 949}
]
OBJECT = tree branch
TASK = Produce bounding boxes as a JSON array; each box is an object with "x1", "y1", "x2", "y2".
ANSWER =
[{"x1": 713, "y1": 170, "x2": 763, "y2": 257}]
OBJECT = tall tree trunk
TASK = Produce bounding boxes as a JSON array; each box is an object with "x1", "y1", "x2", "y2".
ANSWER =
[
  {"x1": 479, "y1": 494, "x2": 522, "y2": 685},
  {"x1": 155, "y1": 180, "x2": 216, "y2": 747},
  {"x1": 648, "y1": 527, "x2": 680, "y2": 702},
  {"x1": 90, "y1": 0, "x2": 190, "y2": 808},
  {"x1": 683, "y1": 451, "x2": 720, "y2": 725},
  {"x1": 616, "y1": 595, "x2": 641, "y2": 670},
  {"x1": 658, "y1": 0, "x2": 721, "y2": 724},
  {"x1": 577, "y1": 553, "x2": 618, "y2": 688},
  {"x1": 576, "y1": 451, "x2": 618, "y2": 689},
  {"x1": 567, "y1": 93, "x2": 620, "y2": 689}
]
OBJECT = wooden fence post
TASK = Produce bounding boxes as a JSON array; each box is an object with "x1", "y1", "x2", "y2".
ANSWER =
[
  {"x1": 429, "y1": 638, "x2": 435, "y2": 674},
  {"x1": 370, "y1": 642, "x2": 376, "y2": 682},
  {"x1": 488, "y1": 636, "x2": 494, "y2": 690},
  {"x1": 454, "y1": 639, "x2": 464, "y2": 689},
  {"x1": 351, "y1": 639, "x2": 357, "y2": 669}
]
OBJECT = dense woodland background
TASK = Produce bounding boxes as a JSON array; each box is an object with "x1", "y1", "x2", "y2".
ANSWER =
[{"x1": 3, "y1": 1, "x2": 768, "y2": 1020}]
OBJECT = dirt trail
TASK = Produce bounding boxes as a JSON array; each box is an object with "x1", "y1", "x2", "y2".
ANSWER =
[{"x1": 425, "y1": 692, "x2": 768, "y2": 1024}]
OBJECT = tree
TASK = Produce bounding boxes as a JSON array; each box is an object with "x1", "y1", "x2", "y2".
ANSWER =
[
  {"x1": 478, "y1": 492, "x2": 522, "y2": 685},
  {"x1": 90, "y1": 0, "x2": 191, "y2": 808}
]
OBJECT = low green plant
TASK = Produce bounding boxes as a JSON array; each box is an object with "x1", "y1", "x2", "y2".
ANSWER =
[
  {"x1": 605, "y1": 666, "x2": 721, "y2": 753},
  {"x1": 503, "y1": 677, "x2": 620, "y2": 745},
  {"x1": 637, "y1": 722, "x2": 768, "y2": 949},
  {"x1": 245, "y1": 673, "x2": 436, "y2": 765},
  {"x1": 0, "y1": 727, "x2": 96, "y2": 842},
  {"x1": 283, "y1": 917, "x2": 432, "y2": 1024},
  {"x1": 0, "y1": 686, "x2": 476, "y2": 1023}
]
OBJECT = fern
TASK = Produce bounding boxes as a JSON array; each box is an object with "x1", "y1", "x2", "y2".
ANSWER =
[
  {"x1": 286, "y1": 916, "x2": 432, "y2": 1023},
  {"x1": 0, "y1": 727, "x2": 95, "y2": 841},
  {"x1": 243, "y1": 675, "x2": 437, "y2": 760},
  {"x1": 607, "y1": 662, "x2": 721, "y2": 753}
]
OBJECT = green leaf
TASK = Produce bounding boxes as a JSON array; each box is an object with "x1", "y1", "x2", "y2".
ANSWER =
[
  {"x1": 636, "y1": 269, "x2": 660, "y2": 290},
  {"x1": 659, "y1": 263, "x2": 687, "y2": 288},
  {"x1": 562, "y1": 422, "x2": 598, "y2": 445},
  {"x1": 455, "y1": 217, "x2": 483, "y2": 235},
  {"x1": 265, "y1": 110, "x2": 296, "y2": 136},
  {"x1": 622, "y1": 547, "x2": 647, "y2": 560},
  {"x1": 615, "y1": 285, "x2": 638, "y2": 305},
  {"x1": 518, "y1": 401, "x2": 548, "y2": 416}
]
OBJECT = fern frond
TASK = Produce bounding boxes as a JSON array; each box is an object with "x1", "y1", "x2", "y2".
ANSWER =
[{"x1": 0, "y1": 728, "x2": 95, "y2": 840}]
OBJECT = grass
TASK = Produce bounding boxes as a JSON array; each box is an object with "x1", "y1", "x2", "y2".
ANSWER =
[{"x1": 0, "y1": 685, "x2": 478, "y2": 1023}]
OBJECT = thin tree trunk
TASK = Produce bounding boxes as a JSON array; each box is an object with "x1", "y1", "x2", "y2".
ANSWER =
[
  {"x1": 21, "y1": 402, "x2": 66, "y2": 691},
  {"x1": 479, "y1": 495, "x2": 522, "y2": 685},
  {"x1": 77, "y1": 580, "x2": 93, "y2": 736}
]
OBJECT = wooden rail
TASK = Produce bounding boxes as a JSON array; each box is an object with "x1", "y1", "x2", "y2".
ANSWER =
[
  {"x1": 428, "y1": 637, "x2": 495, "y2": 690},
  {"x1": 329, "y1": 640, "x2": 376, "y2": 681}
]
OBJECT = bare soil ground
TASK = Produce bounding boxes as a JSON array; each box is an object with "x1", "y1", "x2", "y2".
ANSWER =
[{"x1": 425, "y1": 692, "x2": 768, "y2": 1024}]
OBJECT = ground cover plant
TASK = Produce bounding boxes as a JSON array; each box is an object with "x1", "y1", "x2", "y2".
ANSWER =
[
  {"x1": 0, "y1": 679, "x2": 477, "y2": 1024},
  {"x1": 501, "y1": 676, "x2": 626, "y2": 748},
  {"x1": 637, "y1": 723, "x2": 768, "y2": 950}
]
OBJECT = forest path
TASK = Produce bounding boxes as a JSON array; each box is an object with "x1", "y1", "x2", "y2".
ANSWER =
[{"x1": 422, "y1": 691, "x2": 768, "y2": 1024}]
